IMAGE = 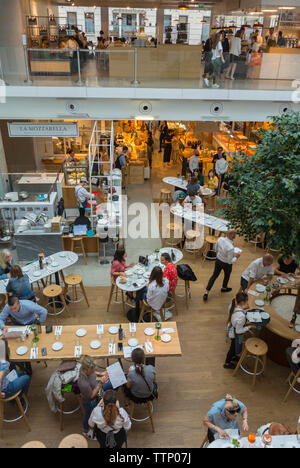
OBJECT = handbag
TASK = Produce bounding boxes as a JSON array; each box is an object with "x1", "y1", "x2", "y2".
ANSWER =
[
  {"x1": 141, "y1": 374, "x2": 158, "y2": 400},
  {"x1": 249, "y1": 52, "x2": 261, "y2": 66}
]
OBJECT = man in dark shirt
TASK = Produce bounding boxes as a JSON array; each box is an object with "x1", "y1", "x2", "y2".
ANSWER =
[{"x1": 74, "y1": 215, "x2": 91, "y2": 230}]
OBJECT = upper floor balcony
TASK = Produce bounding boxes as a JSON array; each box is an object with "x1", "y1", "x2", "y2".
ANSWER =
[{"x1": 0, "y1": 44, "x2": 299, "y2": 103}]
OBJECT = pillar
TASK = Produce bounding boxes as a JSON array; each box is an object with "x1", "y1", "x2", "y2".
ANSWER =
[
  {"x1": 101, "y1": 7, "x2": 109, "y2": 39},
  {"x1": 156, "y1": 9, "x2": 164, "y2": 45},
  {"x1": 0, "y1": 129, "x2": 8, "y2": 199}
]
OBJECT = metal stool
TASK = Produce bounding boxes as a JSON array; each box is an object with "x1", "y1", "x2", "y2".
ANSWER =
[
  {"x1": 129, "y1": 400, "x2": 155, "y2": 432},
  {"x1": 0, "y1": 392, "x2": 31, "y2": 438},
  {"x1": 70, "y1": 237, "x2": 87, "y2": 265},
  {"x1": 233, "y1": 337, "x2": 268, "y2": 391},
  {"x1": 64, "y1": 274, "x2": 89, "y2": 307},
  {"x1": 43, "y1": 284, "x2": 71, "y2": 322}
]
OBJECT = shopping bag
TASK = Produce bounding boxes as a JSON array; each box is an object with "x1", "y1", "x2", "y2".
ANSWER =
[{"x1": 249, "y1": 52, "x2": 262, "y2": 66}]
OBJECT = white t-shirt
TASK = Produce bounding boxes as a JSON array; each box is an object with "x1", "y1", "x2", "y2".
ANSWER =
[
  {"x1": 230, "y1": 37, "x2": 241, "y2": 57},
  {"x1": 147, "y1": 278, "x2": 169, "y2": 311},
  {"x1": 216, "y1": 237, "x2": 237, "y2": 265},
  {"x1": 212, "y1": 41, "x2": 223, "y2": 61},
  {"x1": 185, "y1": 195, "x2": 202, "y2": 206},
  {"x1": 215, "y1": 158, "x2": 228, "y2": 176},
  {"x1": 242, "y1": 257, "x2": 273, "y2": 282},
  {"x1": 88, "y1": 406, "x2": 131, "y2": 434}
]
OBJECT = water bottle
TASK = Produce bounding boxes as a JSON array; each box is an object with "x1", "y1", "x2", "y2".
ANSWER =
[{"x1": 171, "y1": 249, "x2": 176, "y2": 262}]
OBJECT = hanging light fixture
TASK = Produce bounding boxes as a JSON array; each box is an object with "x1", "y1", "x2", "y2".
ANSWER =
[
  {"x1": 178, "y1": 2, "x2": 189, "y2": 10},
  {"x1": 201, "y1": 19, "x2": 207, "y2": 23}
]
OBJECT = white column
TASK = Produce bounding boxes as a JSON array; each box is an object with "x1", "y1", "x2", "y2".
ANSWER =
[
  {"x1": 118, "y1": 14, "x2": 122, "y2": 38},
  {"x1": 0, "y1": 129, "x2": 8, "y2": 198}
]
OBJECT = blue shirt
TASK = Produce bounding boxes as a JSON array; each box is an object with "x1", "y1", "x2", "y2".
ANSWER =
[
  {"x1": 6, "y1": 274, "x2": 35, "y2": 300},
  {"x1": 0, "y1": 361, "x2": 10, "y2": 392},
  {"x1": 207, "y1": 398, "x2": 246, "y2": 435},
  {"x1": 0, "y1": 258, "x2": 14, "y2": 280},
  {"x1": 0, "y1": 300, "x2": 48, "y2": 330}
]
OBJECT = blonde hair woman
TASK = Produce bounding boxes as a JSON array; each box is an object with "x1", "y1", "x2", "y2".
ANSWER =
[
  {"x1": 89, "y1": 390, "x2": 131, "y2": 448},
  {"x1": 0, "y1": 249, "x2": 14, "y2": 280},
  {"x1": 77, "y1": 356, "x2": 113, "y2": 438},
  {"x1": 203, "y1": 394, "x2": 248, "y2": 443}
]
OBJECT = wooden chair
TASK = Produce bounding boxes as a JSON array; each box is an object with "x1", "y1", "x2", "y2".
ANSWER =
[
  {"x1": 59, "y1": 387, "x2": 84, "y2": 431},
  {"x1": 0, "y1": 392, "x2": 31, "y2": 438},
  {"x1": 64, "y1": 274, "x2": 89, "y2": 308},
  {"x1": 58, "y1": 434, "x2": 88, "y2": 449},
  {"x1": 107, "y1": 278, "x2": 126, "y2": 315},
  {"x1": 21, "y1": 441, "x2": 46, "y2": 448},
  {"x1": 159, "y1": 188, "x2": 172, "y2": 205},
  {"x1": 249, "y1": 233, "x2": 265, "y2": 252},
  {"x1": 138, "y1": 300, "x2": 165, "y2": 323},
  {"x1": 200, "y1": 433, "x2": 209, "y2": 448},
  {"x1": 233, "y1": 337, "x2": 268, "y2": 391},
  {"x1": 43, "y1": 284, "x2": 71, "y2": 323},
  {"x1": 70, "y1": 237, "x2": 87, "y2": 265},
  {"x1": 129, "y1": 400, "x2": 155, "y2": 433}
]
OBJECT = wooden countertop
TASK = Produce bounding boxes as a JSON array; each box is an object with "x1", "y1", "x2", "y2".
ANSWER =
[
  {"x1": 248, "y1": 281, "x2": 299, "y2": 341},
  {"x1": 268, "y1": 47, "x2": 300, "y2": 54}
]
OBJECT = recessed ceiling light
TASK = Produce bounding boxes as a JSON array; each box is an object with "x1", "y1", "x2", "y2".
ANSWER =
[
  {"x1": 278, "y1": 7, "x2": 296, "y2": 9},
  {"x1": 262, "y1": 9, "x2": 278, "y2": 12}
]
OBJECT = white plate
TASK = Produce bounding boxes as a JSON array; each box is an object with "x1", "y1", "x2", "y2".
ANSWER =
[
  {"x1": 126, "y1": 271, "x2": 133, "y2": 276},
  {"x1": 33, "y1": 271, "x2": 42, "y2": 277},
  {"x1": 90, "y1": 340, "x2": 101, "y2": 350},
  {"x1": 256, "y1": 284, "x2": 266, "y2": 293},
  {"x1": 261, "y1": 312, "x2": 270, "y2": 320},
  {"x1": 16, "y1": 346, "x2": 28, "y2": 356},
  {"x1": 128, "y1": 338, "x2": 139, "y2": 347},
  {"x1": 255, "y1": 300, "x2": 265, "y2": 307},
  {"x1": 161, "y1": 333, "x2": 172, "y2": 343},
  {"x1": 51, "y1": 262, "x2": 59, "y2": 267},
  {"x1": 278, "y1": 277, "x2": 288, "y2": 284},
  {"x1": 144, "y1": 328, "x2": 155, "y2": 336},
  {"x1": 76, "y1": 328, "x2": 87, "y2": 337},
  {"x1": 59, "y1": 253, "x2": 67, "y2": 257},
  {"x1": 109, "y1": 326, "x2": 119, "y2": 335},
  {"x1": 288, "y1": 277, "x2": 295, "y2": 282},
  {"x1": 52, "y1": 342, "x2": 63, "y2": 351}
]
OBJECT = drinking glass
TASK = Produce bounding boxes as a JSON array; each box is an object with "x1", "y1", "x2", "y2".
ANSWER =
[{"x1": 248, "y1": 433, "x2": 256, "y2": 448}]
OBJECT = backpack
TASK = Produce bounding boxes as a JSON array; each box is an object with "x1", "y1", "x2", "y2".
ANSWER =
[{"x1": 176, "y1": 264, "x2": 197, "y2": 282}]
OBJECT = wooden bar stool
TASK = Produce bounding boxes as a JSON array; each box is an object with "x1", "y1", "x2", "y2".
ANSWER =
[
  {"x1": 107, "y1": 279, "x2": 126, "y2": 315},
  {"x1": 43, "y1": 284, "x2": 71, "y2": 322},
  {"x1": 185, "y1": 229, "x2": 202, "y2": 258},
  {"x1": 64, "y1": 274, "x2": 89, "y2": 308},
  {"x1": 163, "y1": 223, "x2": 183, "y2": 248},
  {"x1": 70, "y1": 237, "x2": 87, "y2": 265},
  {"x1": 233, "y1": 337, "x2": 268, "y2": 391},
  {"x1": 283, "y1": 369, "x2": 300, "y2": 402},
  {"x1": 129, "y1": 400, "x2": 155, "y2": 433},
  {"x1": 159, "y1": 188, "x2": 172, "y2": 205},
  {"x1": 59, "y1": 389, "x2": 84, "y2": 431},
  {"x1": 21, "y1": 441, "x2": 46, "y2": 448},
  {"x1": 58, "y1": 434, "x2": 88, "y2": 449},
  {"x1": 138, "y1": 300, "x2": 165, "y2": 323},
  {"x1": 0, "y1": 392, "x2": 31, "y2": 438},
  {"x1": 176, "y1": 280, "x2": 191, "y2": 309},
  {"x1": 202, "y1": 235, "x2": 218, "y2": 262}
]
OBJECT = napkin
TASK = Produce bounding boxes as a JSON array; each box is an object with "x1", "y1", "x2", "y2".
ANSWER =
[
  {"x1": 74, "y1": 346, "x2": 82, "y2": 358},
  {"x1": 161, "y1": 328, "x2": 175, "y2": 334},
  {"x1": 248, "y1": 290, "x2": 259, "y2": 297},
  {"x1": 97, "y1": 325, "x2": 104, "y2": 335},
  {"x1": 108, "y1": 343, "x2": 116, "y2": 355},
  {"x1": 55, "y1": 326, "x2": 63, "y2": 336},
  {"x1": 30, "y1": 348, "x2": 38, "y2": 359},
  {"x1": 145, "y1": 342, "x2": 154, "y2": 354},
  {"x1": 123, "y1": 345, "x2": 143, "y2": 359}
]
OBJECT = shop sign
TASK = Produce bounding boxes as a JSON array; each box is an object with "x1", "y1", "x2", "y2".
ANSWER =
[{"x1": 8, "y1": 122, "x2": 79, "y2": 138}]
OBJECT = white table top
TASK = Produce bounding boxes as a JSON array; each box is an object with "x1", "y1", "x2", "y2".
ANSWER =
[
  {"x1": 171, "y1": 204, "x2": 229, "y2": 232},
  {"x1": 208, "y1": 434, "x2": 300, "y2": 449},
  {"x1": 163, "y1": 177, "x2": 215, "y2": 197},
  {"x1": 0, "y1": 251, "x2": 78, "y2": 295},
  {"x1": 116, "y1": 248, "x2": 183, "y2": 293}
]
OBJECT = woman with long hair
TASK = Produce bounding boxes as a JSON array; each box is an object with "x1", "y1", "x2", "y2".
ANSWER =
[
  {"x1": 6, "y1": 265, "x2": 35, "y2": 301},
  {"x1": 208, "y1": 32, "x2": 225, "y2": 88},
  {"x1": 0, "y1": 249, "x2": 14, "y2": 280},
  {"x1": 124, "y1": 348, "x2": 157, "y2": 404},
  {"x1": 89, "y1": 390, "x2": 131, "y2": 448},
  {"x1": 226, "y1": 29, "x2": 242, "y2": 80},
  {"x1": 146, "y1": 266, "x2": 169, "y2": 316},
  {"x1": 224, "y1": 292, "x2": 255, "y2": 369},
  {"x1": 110, "y1": 248, "x2": 134, "y2": 280}
]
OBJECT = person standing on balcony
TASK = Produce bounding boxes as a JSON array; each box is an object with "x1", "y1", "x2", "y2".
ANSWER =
[
  {"x1": 225, "y1": 30, "x2": 242, "y2": 81},
  {"x1": 215, "y1": 152, "x2": 228, "y2": 194},
  {"x1": 209, "y1": 32, "x2": 225, "y2": 89}
]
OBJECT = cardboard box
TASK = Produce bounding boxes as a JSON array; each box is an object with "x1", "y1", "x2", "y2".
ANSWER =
[{"x1": 51, "y1": 216, "x2": 62, "y2": 233}]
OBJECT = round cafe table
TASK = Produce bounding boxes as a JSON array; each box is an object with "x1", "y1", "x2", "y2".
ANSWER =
[
  {"x1": 116, "y1": 248, "x2": 183, "y2": 293},
  {"x1": 162, "y1": 177, "x2": 215, "y2": 198},
  {"x1": 248, "y1": 277, "x2": 300, "y2": 367}
]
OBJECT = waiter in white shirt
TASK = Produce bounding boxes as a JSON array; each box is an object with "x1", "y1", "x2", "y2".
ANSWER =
[
  {"x1": 189, "y1": 150, "x2": 200, "y2": 175},
  {"x1": 241, "y1": 254, "x2": 273, "y2": 292},
  {"x1": 75, "y1": 177, "x2": 95, "y2": 217},
  {"x1": 203, "y1": 230, "x2": 241, "y2": 301}
]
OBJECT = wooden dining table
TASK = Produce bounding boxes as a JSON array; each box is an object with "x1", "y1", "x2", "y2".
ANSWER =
[{"x1": 6, "y1": 322, "x2": 182, "y2": 362}]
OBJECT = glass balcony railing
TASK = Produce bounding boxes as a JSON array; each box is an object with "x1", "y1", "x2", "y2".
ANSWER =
[{"x1": 0, "y1": 45, "x2": 299, "y2": 92}]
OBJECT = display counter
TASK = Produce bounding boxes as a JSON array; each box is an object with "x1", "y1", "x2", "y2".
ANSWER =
[
  {"x1": 42, "y1": 156, "x2": 65, "y2": 172},
  {"x1": 29, "y1": 50, "x2": 72, "y2": 76},
  {"x1": 259, "y1": 49, "x2": 300, "y2": 80},
  {"x1": 15, "y1": 228, "x2": 63, "y2": 262},
  {"x1": 109, "y1": 44, "x2": 203, "y2": 80}
]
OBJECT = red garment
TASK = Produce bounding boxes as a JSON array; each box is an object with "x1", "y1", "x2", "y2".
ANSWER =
[
  {"x1": 111, "y1": 260, "x2": 126, "y2": 279},
  {"x1": 163, "y1": 263, "x2": 178, "y2": 292}
]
